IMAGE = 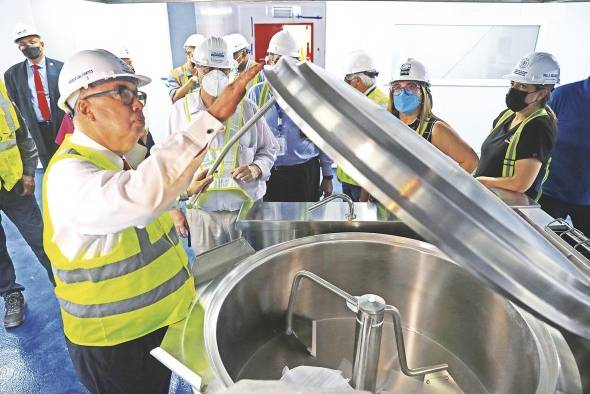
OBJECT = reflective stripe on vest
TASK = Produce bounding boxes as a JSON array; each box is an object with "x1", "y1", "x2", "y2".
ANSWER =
[
  {"x1": 257, "y1": 82, "x2": 271, "y2": 108},
  {"x1": 172, "y1": 64, "x2": 190, "y2": 86},
  {"x1": 42, "y1": 139, "x2": 195, "y2": 346},
  {"x1": 197, "y1": 102, "x2": 252, "y2": 206},
  {"x1": 0, "y1": 81, "x2": 24, "y2": 191},
  {"x1": 491, "y1": 108, "x2": 550, "y2": 201},
  {"x1": 337, "y1": 86, "x2": 389, "y2": 186},
  {"x1": 53, "y1": 226, "x2": 179, "y2": 284}
]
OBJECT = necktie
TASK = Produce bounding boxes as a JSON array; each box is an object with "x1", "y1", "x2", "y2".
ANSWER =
[{"x1": 32, "y1": 64, "x2": 51, "y2": 121}]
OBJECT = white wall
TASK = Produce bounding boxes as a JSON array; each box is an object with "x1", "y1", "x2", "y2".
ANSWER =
[
  {"x1": 1, "y1": 0, "x2": 173, "y2": 142},
  {"x1": 326, "y1": 1, "x2": 590, "y2": 153}
]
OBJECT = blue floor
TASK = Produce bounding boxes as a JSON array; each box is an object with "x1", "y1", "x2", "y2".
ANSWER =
[{"x1": 0, "y1": 169, "x2": 193, "y2": 394}]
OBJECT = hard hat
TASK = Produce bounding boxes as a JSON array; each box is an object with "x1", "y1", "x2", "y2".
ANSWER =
[
  {"x1": 192, "y1": 36, "x2": 237, "y2": 69},
  {"x1": 13, "y1": 22, "x2": 40, "y2": 42},
  {"x1": 57, "y1": 49, "x2": 151, "y2": 113},
  {"x1": 343, "y1": 50, "x2": 378, "y2": 76},
  {"x1": 503, "y1": 52, "x2": 560, "y2": 85},
  {"x1": 224, "y1": 33, "x2": 249, "y2": 54},
  {"x1": 267, "y1": 30, "x2": 299, "y2": 58},
  {"x1": 110, "y1": 46, "x2": 132, "y2": 60},
  {"x1": 184, "y1": 34, "x2": 205, "y2": 48},
  {"x1": 391, "y1": 58, "x2": 430, "y2": 85}
]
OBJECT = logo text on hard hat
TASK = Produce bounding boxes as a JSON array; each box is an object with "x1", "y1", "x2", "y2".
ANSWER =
[
  {"x1": 400, "y1": 63, "x2": 411, "y2": 76},
  {"x1": 69, "y1": 69, "x2": 94, "y2": 84},
  {"x1": 519, "y1": 58, "x2": 530, "y2": 69},
  {"x1": 210, "y1": 51, "x2": 225, "y2": 63},
  {"x1": 513, "y1": 69, "x2": 527, "y2": 77}
]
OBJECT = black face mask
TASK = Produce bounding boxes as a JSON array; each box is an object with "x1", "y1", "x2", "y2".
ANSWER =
[
  {"x1": 505, "y1": 88, "x2": 531, "y2": 112},
  {"x1": 22, "y1": 45, "x2": 41, "y2": 60}
]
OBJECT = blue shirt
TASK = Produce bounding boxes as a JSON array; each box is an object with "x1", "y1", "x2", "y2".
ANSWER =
[
  {"x1": 247, "y1": 82, "x2": 334, "y2": 176},
  {"x1": 26, "y1": 57, "x2": 51, "y2": 122},
  {"x1": 543, "y1": 77, "x2": 590, "y2": 205}
]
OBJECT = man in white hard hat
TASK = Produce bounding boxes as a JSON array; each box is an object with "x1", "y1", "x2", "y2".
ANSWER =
[
  {"x1": 4, "y1": 22, "x2": 64, "y2": 168},
  {"x1": 43, "y1": 48, "x2": 262, "y2": 393},
  {"x1": 167, "y1": 33, "x2": 204, "y2": 103},
  {"x1": 224, "y1": 33, "x2": 264, "y2": 90},
  {"x1": 55, "y1": 46, "x2": 155, "y2": 151},
  {"x1": 340, "y1": 50, "x2": 389, "y2": 201},
  {"x1": 248, "y1": 30, "x2": 334, "y2": 202},
  {"x1": 168, "y1": 37, "x2": 277, "y2": 254},
  {"x1": 0, "y1": 79, "x2": 55, "y2": 329}
]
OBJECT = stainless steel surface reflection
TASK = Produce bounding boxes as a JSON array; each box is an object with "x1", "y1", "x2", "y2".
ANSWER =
[
  {"x1": 264, "y1": 57, "x2": 590, "y2": 338},
  {"x1": 202, "y1": 233, "x2": 581, "y2": 393},
  {"x1": 237, "y1": 201, "x2": 419, "y2": 250}
]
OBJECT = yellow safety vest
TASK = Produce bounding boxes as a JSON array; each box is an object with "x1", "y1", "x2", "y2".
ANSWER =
[
  {"x1": 182, "y1": 96, "x2": 252, "y2": 208},
  {"x1": 172, "y1": 63, "x2": 191, "y2": 86},
  {"x1": 491, "y1": 108, "x2": 551, "y2": 201},
  {"x1": 337, "y1": 85, "x2": 389, "y2": 186},
  {"x1": 256, "y1": 81, "x2": 272, "y2": 108},
  {"x1": 0, "y1": 81, "x2": 24, "y2": 191},
  {"x1": 42, "y1": 138, "x2": 196, "y2": 346}
]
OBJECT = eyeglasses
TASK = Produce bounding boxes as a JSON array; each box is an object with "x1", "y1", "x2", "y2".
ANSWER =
[
  {"x1": 344, "y1": 74, "x2": 356, "y2": 84},
  {"x1": 81, "y1": 85, "x2": 147, "y2": 107},
  {"x1": 390, "y1": 82, "x2": 421, "y2": 96}
]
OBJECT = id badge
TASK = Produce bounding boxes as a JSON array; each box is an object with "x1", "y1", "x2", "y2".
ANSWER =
[{"x1": 277, "y1": 136, "x2": 287, "y2": 157}]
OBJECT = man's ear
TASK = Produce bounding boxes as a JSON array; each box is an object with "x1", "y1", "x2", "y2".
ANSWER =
[{"x1": 77, "y1": 99, "x2": 95, "y2": 122}]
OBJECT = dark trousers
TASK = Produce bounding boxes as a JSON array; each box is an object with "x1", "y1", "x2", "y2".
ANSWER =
[
  {"x1": 539, "y1": 194, "x2": 590, "y2": 236},
  {"x1": 66, "y1": 327, "x2": 171, "y2": 394},
  {"x1": 264, "y1": 157, "x2": 321, "y2": 202},
  {"x1": 342, "y1": 182, "x2": 362, "y2": 202},
  {"x1": 38, "y1": 121, "x2": 59, "y2": 168},
  {"x1": 0, "y1": 183, "x2": 55, "y2": 296}
]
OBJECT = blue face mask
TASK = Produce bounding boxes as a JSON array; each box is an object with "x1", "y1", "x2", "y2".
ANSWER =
[{"x1": 393, "y1": 91, "x2": 421, "y2": 114}]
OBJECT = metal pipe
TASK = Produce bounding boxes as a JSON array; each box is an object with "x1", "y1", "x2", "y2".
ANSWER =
[
  {"x1": 351, "y1": 294, "x2": 386, "y2": 393},
  {"x1": 308, "y1": 193, "x2": 356, "y2": 220},
  {"x1": 286, "y1": 270, "x2": 357, "y2": 336},
  {"x1": 186, "y1": 96, "x2": 277, "y2": 208},
  {"x1": 385, "y1": 305, "x2": 449, "y2": 376}
]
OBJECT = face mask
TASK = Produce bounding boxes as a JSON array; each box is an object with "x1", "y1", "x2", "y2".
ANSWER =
[
  {"x1": 393, "y1": 91, "x2": 421, "y2": 114},
  {"x1": 201, "y1": 69, "x2": 229, "y2": 97},
  {"x1": 505, "y1": 88, "x2": 532, "y2": 112},
  {"x1": 22, "y1": 45, "x2": 41, "y2": 59}
]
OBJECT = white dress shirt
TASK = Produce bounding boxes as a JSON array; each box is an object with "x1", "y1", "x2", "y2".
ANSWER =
[
  {"x1": 26, "y1": 57, "x2": 51, "y2": 122},
  {"x1": 46, "y1": 111, "x2": 224, "y2": 261},
  {"x1": 169, "y1": 92, "x2": 278, "y2": 212}
]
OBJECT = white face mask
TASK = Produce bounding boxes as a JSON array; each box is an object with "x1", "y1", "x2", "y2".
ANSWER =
[{"x1": 201, "y1": 69, "x2": 229, "y2": 97}]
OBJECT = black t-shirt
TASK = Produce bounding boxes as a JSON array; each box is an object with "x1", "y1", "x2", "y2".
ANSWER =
[{"x1": 475, "y1": 110, "x2": 556, "y2": 199}]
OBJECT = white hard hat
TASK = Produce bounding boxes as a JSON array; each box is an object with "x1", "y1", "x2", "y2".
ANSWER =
[
  {"x1": 57, "y1": 49, "x2": 151, "y2": 113},
  {"x1": 13, "y1": 22, "x2": 40, "y2": 42},
  {"x1": 224, "y1": 33, "x2": 249, "y2": 54},
  {"x1": 267, "y1": 30, "x2": 299, "y2": 58},
  {"x1": 184, "y1": 34, "x2": 205, "y2": 48},
  {"x1": 110, "y1": 46, "x2": 132, "y2": 60},
  {"x1": 192, "y1": 36, "x2": 237, "y2": 69},
  {"x1": 343, "y1": 50, "x2": 378, "y2": 76},
  {"x1": 391, "y1": 58, "x2": 430, "y2": 85},
  {"x1": 503, "y1": 52, "x2": 560, "y2": 85}
]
